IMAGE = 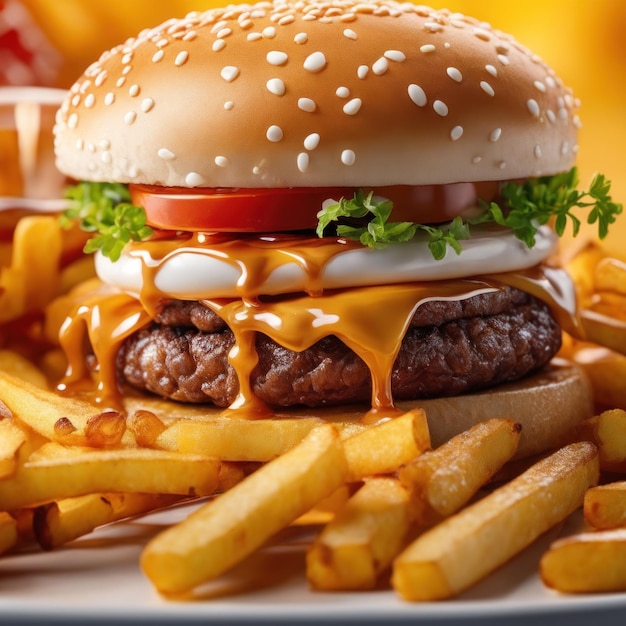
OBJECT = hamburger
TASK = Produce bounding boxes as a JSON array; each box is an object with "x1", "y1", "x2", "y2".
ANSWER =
[{"x1": 52, "y1": 1, "x2": 621, "y2": 458}]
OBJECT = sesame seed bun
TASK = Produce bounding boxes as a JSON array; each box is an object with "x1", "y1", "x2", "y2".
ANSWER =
[{"x1": 53, "y1": 1, "x2": 580, "y2": 189}]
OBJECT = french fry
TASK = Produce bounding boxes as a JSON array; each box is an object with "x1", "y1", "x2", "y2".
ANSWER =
[
  {"x1": 392, "y1": 442, "x2": 599, "y2": 601},
  {"x1": 342, "y1": 408, "x2": 431, "y2": 482},
  {"x1": 584, "y1": 482, "x2": 626, "y2": 529},
  {"x1": 540, "y1": 528, "x2": 626, "y2": 593},
  {"x1": 307, "y1": 477, "x2": 411, "y2": 590},
  {"x1": 141, "y1": 423, "x2": 347, "y2": 595},
  {"x1": 156, "y1": 416, "x2": 323, "y2": 461},
  {"x1": 33, "y1": 493, "x2": 184, "y2": 550},
  {"x1": 0, "y1": 447, "x2": 221, "y2": 510},
  {"x1": 0, "y1": 419, "x2": 28, "y2": 479},
  {"x1": 0, "y1": 350, "x2": 49, "y2": 389},
  {"x1": 594, "y1": 257, "x2": 626, "y2": 296},
  {"x1": 593, "y1": 408, "x2": 626, "y2": 472},
  {"x1": 0, "y1": 511, "x2": 18, "y2": 555},
  {"x1": 398, "y1": 418, "x2": 521, "y2": 525},
  {"x1": 0, "y1": 372, "x2": 131, "y2": 444}
]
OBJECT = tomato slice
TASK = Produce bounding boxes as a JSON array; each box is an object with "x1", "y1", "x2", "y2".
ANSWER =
[{"x1": 129, "y1": 182, "x2": 501, "y2": 233}]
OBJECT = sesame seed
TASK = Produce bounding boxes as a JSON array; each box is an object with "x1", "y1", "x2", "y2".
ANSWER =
[
  {"x1": 141, "y1": 98, "x2": 154, "y2": 112},
  {"x1": 424, "y1": 22, "x2": 443, "y2": 33},
  {"x1": 124, "y1": 111, "x2": 137, "y2": 125},
  {"x1": 220, "y1": 66, "x2": 240, "y2": 82},
  {"x1": 485, "y1": 64, "x2": 497, "y2": 77},
  {"x1": 341, "y1": 149, "x2": 356, "y2": 166},
  {"x1": 84, "y1": 93, "x2": 95, "y2": 108},
  {"x1": 298, "y1": 97, "x2": 316, "y2": 112},
  {"x1": 263, "y1": 26, "x2": 276, "y2": 38},
  {"x1": 561, "y1": 141, "x2": 569, "y2": 155},
  {"x1": 101, "y1": 151, "x2": 112, "y2": 164},
  {"x1": 104, "y1": 93, "x2": 115, "y2": 106},
  {"x1": 185, "y1": 172, "x2": 205, "y2": 187},
  {"x1": 490, "y1": 128, "x2": 502, "y2": 142},
  {"x1": 534, "y1": 145, "x2": 542, "y2": 158},
  {"x1": 473, "y1": 27, "x2": 491, "y2": 41},
  {"x1": 384, "y1": 50, "x2": 406, "y2": 62},
  {"x1": 75, "y1": 138, "x2": 83, "y2": 150},
  {"x1": 497, "y1": 54, "x2": 509, "y2": 65},
  {"x1": 433, "y1": 100, "x2": 448, "y2": 116},
  {"x1": 267, "y1": 50, "x2": 288, "y2": 65},
  {"x1": 116, "y1": 77, "x2": 126, "y2": 88},
  {"x1": 95, "y1": 70, "x2": 108, "y2": 87},
  {"x1": 266, "y1": 78, "x2": 286, "y2": 96},
  {"x1": 372, "y1": 57, "x2": 389, "y2": 75},
  {"x1": 472, "y1": 155, "x2": 482, "y2": 164},
  {"x1": 498, "y1": 161, "x2": 507, "y2": 170},
  {"x1": 122, "y1": 53, "x2": 132, "y2": 65},
  {"x1": 174, "y1": 51, "x2": 189, "y2": 66},
  {"x1": 534, "y1": 80, "x2": 546, "y2": 93},
  {"x1": 278, "y1": 14, "x2": 295, "y2": 25},
  {"x1": 216, "y1": 27, "x2": 232, "y2": 38},
  {"x1": 297, "y1": 152, "x2": 310, "y2": 172},
  {"x1": 71, "y1": 94, "x2": 80, "y2": 107},
  {"x1": 224, "y1": 101, "x2": 234, "y2": 110},
  {"x1": 450, "y1": 125, "x2": 463, "y2": 141},
  {"x1": 480, "y1": 81, "x2": 495, "y2": 96},
  {"x1": 294, "y1": 32, "x2": 308, "y2": 44},
  {"x1": 336, "y1": 86, "x2": 350, "y2": 98},
  {"x1": 122, "y1": 66, "x2": 132, "y2": 75},
  {"x1": 67, "y1": 113, "x2": 78, "y2": 129},
  {"x1": 183, "y1": 30, "x2": 197, "y2": 41},
  {"x1": 357, "y1": 65, "x2": 369, "y2": 79},
  {"x1": 152, "y1": 50, "x2": 165, "y2": 63},
  {"x1": 129, "y1": 84, "x2": 140, "y2": 97},
  {"x1": 304, "y1": 133, "x2": 320, "y2": 150},
  {"x1": 343, "y1": 98, "x2": 362, "y2": 115},
  {"x1": 343, "y1": 28, "x2": 357, "y2": 40},
  {"x1": 215, "y1": 156, "x2": 229, "y2": 167},
  {"x1": 156, "y1": 38, "x2": 169, "y2": 48},
  {"x1": 247, "y1": 32, "x2": 263, "y2": 41},
  {"x1": 304, "y1": 51, "x2": 327, "y2": 72},
  {"x1": 266, "y1": 125, "x2": 283, "y2": 142},
  {"x1": 546, "y1": 109, "x2": 556, "y2": 123},
  {"x1": 408, "y1": 84, "x2": 427, "y2": 107},
  {"x1": 158, "y1": 148, "x2": 176, "y2": 160},
  {"x1": 446, "y1": 67, "x2": 462, "y2": 82},
  {"x1": 527, "y1": 98, "x2": 540, "y2": 117},
  {"x1": 420, "y1": 44, "x2": 436, "y2": 53},
  {"x1": 99, "y1": 139, "x2": 110, "y2": 150}
]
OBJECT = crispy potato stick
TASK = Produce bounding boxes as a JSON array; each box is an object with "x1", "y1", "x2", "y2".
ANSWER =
[
  {"x1": 0, "y1": 419, "x2": 28, "y2": 479},
  {"x1": 0, "y1": 350, "x2": 49, "y2": 389},
  {"x1": 579, "y1": 309, "x2": 626, "y2": 358},
  {"x1": 141, "y1": 423, "x2": 347, "y2": 595},
  {"x1": 307, "y1": 477, "x2": 411, "y2": 590},
  {"x1": 540, "y1": 528, "x2": 626, "y2": 593},
  {"x1": 33, "y1": 493, "x2": 184, "y2": 550},
  {"x1": 0, "y1": 511, "x2": 18, "y2": 555},
  {"x1": 157, "y1": 416, "x2": 322, "y2": 461},
  {"x1": 584, "y1": 482, "x2": 626, "y2": 529},
  {"x1": 0, "y1": 372, "x2": 130, "y2": 444},
  {"x1": 563, "y1": 240, "x2": 606, "y2": 306},
  {"x1": 0, "y1": 448, "x2": 221, "y2": 510},
  {"x1": 594, "y1": 257, "x2": 626, "y2": 296},
  {"x1": 392, "y1": 442, "x2": 599, "y2": 601},
  {"x1": 398, "y1": 418, "x2": 521, "y2": 525},
  {"x1": 343, "y1": 408, "x2": 431, "y2": 482},
  {"x1": 594, "y1": 409, "x2": 626, "y2": 472}
]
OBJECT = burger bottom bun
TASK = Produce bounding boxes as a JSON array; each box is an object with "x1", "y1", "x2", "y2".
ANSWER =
[{"x1": 123, "y1": 358, "x2": 591, "y2": 461}]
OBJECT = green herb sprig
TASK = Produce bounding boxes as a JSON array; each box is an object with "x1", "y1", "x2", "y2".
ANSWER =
[
  {"x1": 61, "y1": 182, "x2": 153, "y2": 262},
  {"x1": 316, "y1": 167, "x2": 622, "y2": 259}
]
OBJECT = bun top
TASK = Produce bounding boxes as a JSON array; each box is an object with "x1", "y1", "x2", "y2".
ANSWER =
[{"x1": 53, "y1": 1, "x2": 580, "y2": 189}]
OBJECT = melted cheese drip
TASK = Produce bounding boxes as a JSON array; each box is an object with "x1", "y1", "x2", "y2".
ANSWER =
[{"x1": 57, "y1": 235, "x2": 582, "y2": 417}]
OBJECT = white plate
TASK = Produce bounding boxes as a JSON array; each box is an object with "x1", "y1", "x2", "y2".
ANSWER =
[{"x1": 0, "y1": 503, "x2": 624, "y2": 625}]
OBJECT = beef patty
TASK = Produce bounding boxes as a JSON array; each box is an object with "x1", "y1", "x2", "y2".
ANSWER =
[{"x1": 116, "y1": 286, "x2": 562, "y2": 406}]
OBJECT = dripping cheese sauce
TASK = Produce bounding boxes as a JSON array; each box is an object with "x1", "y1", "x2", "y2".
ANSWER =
[{"x1": 57, "y1": 231, "x2": 582, "y2": 421}]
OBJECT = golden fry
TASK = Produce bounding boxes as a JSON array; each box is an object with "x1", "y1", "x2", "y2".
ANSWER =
[
  {"x1": 307, "y1": 477, "x2": 411, "y2": 590},
  {"x1": 398, "y1": 418, "x2": 521, "y2": 525},
  {"x1": 141, "y1": 424, "x2": 347, "y2": 595},
  {"x1": 0, "y1": 447, "x2": 221, "y2": 510},
  {"x1": 594, "y1": 408, "x2": 626, "y2": 472},
  {"x1": 0, "y1": 511, "x2": 18, "y2": 555},
  {"x1": 342, "y1": 408, "x2": 431, "y2": 482},
  {"x1": 0, "y1": 419, "x2": 28, "y2": 479},
  {"x1": 157, "y1": 416, "x2": 322, "y2": 461},
  {"x1": 33, "y1": 492, "x2": 183, "y2": 550},
  {"x1": 594, "y1": 257, "x2": 626, "y2": 296},
  {"x1": 540, "y1": 528, "x2": 626, "y2": 593},
  {"x1": 584, "y1": 481, "x2": 626, "y2": 529},
  {"x1": 392, "y1": 442, "x2": 599, "y2": 601}
]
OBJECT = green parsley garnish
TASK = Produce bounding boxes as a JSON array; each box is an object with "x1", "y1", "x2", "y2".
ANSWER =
[
  {"x1": 316, "y1": 167, "x2": 622, "y2": 259},
  {"x1": 61, "y1": 182, "x2": 153, "y2": 262}
]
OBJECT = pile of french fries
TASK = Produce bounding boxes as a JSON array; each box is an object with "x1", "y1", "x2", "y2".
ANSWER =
[{"x1": 1, "y1": 233, "x2": 626, "y2": 601}]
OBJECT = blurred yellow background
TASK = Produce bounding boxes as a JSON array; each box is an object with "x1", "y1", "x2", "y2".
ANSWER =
[{"x1": 13, "y1": 0, "x2": 626, "y2": 253}]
